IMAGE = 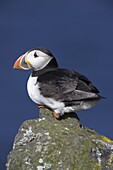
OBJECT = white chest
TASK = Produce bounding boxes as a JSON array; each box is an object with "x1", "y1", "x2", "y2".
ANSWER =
[
  {"x1": 27, "y1": 76, "x2": 43, "y2": 104},
  {"x1": 27, "y1": 75, "x2": 64, "y2": 112}
]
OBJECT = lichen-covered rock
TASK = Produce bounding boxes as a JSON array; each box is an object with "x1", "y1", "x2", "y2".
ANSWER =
[{"x1": 7, "y1": 109, "x2": 113, "y2": 170}]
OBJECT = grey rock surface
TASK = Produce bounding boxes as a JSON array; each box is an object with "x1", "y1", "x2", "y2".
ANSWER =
[{"x1": 7, "y1": 109, "x2": 113, "y2": 170}]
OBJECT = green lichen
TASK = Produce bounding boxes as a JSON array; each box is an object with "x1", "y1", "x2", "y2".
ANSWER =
[
  {"x1": 108, "y1": 153, "x2": 113, "y2": 165},
  {"x1": 6, "y1": 109, "x2": 113, "y2": 170},
  {"x1": 101, "y1": 135, "x2": 113, "y2": 144},
  {"x1": 93, "y1": 163, "x2": 102, "y2": 170}
]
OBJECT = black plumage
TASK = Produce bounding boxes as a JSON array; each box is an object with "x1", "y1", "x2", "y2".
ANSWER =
[
  {"x1": 29, "y1": 48, "x2": 54, "y2": 57},
  {"x1": 36, "y1": 68, "x2": 100, "y2": 106}
]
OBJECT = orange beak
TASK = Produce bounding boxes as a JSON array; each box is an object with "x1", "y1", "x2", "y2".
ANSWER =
[
  {"x1": 13, "y1": 53, "x2": 30, "y2": 70},
  {"x1": 13, "y1": 55, "x2": 24, "y2": 69}
]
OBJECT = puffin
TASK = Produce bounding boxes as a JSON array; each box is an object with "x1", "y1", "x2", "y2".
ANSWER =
[{"x1": 13, "y1": 48, "x2": 103, "y2": 119}]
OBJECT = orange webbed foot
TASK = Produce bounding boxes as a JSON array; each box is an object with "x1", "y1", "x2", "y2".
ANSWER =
[
  {"x1": 38, "y1": 105, "x2": 46, "y2": 109},
  {"x1": 38, "y1": 105, "x2": 60, "y2": 119},
  {"x1": 53, "y1": 111, "x2": 60, "y2": 119}
]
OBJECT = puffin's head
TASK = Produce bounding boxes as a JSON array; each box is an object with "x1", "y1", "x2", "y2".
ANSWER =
[{"x1": 13, "y1": 48, "x2": 58, "y2": 71}]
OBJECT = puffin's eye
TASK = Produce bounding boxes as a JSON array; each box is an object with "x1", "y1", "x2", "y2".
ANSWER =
[{"x1": 34, "y1": 52, "x2": 38, "y2": 58}]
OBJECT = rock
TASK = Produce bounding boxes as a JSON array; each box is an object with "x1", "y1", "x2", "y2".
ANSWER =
[{"x1": 6, "y1": 109, "x2": 113, "y2": 170}]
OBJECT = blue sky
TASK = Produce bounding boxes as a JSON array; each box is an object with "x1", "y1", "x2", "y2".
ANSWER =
[{"x1": 1, "y1": 0, "x2": 113, "y2": 169}]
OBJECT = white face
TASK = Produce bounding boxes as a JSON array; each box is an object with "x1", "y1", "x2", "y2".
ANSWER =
[{"x1": 25, "y1": 50, "x2": 53, "y2": 70}]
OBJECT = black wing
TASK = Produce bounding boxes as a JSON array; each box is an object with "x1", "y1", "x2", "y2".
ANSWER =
[{"x1": 37, "y1": 69, "x2": 100, "y2": 102}]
